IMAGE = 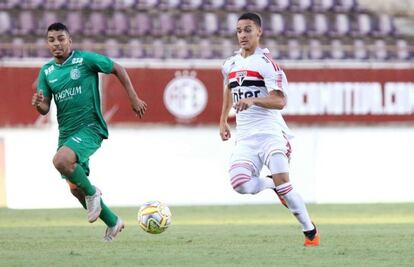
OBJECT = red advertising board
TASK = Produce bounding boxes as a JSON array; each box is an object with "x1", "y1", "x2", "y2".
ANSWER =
[{"x1": 1, "y1": 67, "x2": 413, "y2": 126}]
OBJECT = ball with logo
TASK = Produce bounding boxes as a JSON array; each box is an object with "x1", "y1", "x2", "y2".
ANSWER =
[{"x1": 137, "y1": 201, "x2": 172, "y2": 234}]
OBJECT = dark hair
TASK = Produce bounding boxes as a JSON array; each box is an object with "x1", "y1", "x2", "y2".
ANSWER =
[
  {"x1": 238, "y1": 12, "x2": 262, "y2": 28},
  {"x1": 47, "y1": 22, "x2": 70, "y2": 35}
]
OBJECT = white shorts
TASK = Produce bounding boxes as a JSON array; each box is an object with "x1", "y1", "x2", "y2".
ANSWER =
[{"x1": 229, "y1": 133, "x2": 291, "y2": 176}]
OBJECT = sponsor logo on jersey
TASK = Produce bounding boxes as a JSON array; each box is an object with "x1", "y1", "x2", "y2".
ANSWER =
[
  {"x1": 70, "y1": 68, "x2": 81, "y2": 80},
  {"x1": 72, "y1": 58, "x2": 83, "y2": 64},
  {"x1": 232, "y1": 88, "x2": 260, "y2": 103},
  {"x1": 44, "y1": 65, "x2": 55, "y2": 76},
  {"x1": 163, "y1": 70, "x2": 208, "y2": 121},
  {"x1": 55, "y1": 86, "x2": 82, "y2": 102}
]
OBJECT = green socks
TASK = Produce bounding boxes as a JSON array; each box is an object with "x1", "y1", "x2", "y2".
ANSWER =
[
  {"x1": 67, "y1": 165, "x2": 96, "y2": 196},
  {"x1": 76, "y1": 198, "x2": 118, "y2": 227}
]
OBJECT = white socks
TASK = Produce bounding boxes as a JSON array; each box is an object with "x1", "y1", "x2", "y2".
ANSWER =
[{"x1": 275, "y1": 182, "x2": 314, "y2": 231}]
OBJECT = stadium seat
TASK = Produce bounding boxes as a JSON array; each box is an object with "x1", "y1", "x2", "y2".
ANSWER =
[
  {"x1": 135, "y1": 0, "x2": 159, "y2": 10},
  {"x1": 198, "y1": 13, "x2": 220, "y2": 36},
  {"x1": 106, "y1": 12, "x2": 130, "y2": 36},
  {"x1": 11, "y1": 37, "x2": 26, "y2": 58},
  {"x1": 290, "y1": 0, "x2": 313, "y2": 11},
  {"x1": 395, "y1": 39, "x2": 411, "y2": 60},
  {"x1": 21, "y1": 0, "x2": 44, "y2": 9},
  {"x1": 33, "y1": 38, "x2": 50, "y2": 58},
  {"x1": 352, "y1": 39, "x2": 369, "y2": 60},
  {"x1": 312, "y1": 0, "x2": 334, "y2": 11},
  {"x1": 14, "y1": 10, "x2": 36, "y2": 35},
  {"x1": 202, "y1": 0, "x2": 225, "y2": 10},
  {"x1": 373, "y1": 14, "x2": 396, "y2": 37},
  {"x1": 85, "y1": 12, "x2": 107, "y2": 36},
  {"x1": 178, "y1": 12, "x2": 198, "y2": 36},
  {"x1": 268, "y1": 0, "x2": 292, "y2": 11},
  {"x1": 353, "y1": 13, "x2": 373, "y2": 37},
  {"x1": 36, "y1": 11, "x2": 59, "y2": 35},
  {"x1": 0, "y1": 11, "x2": 12, "y2": 35},
  {"x1": 181, "y1": 0, "x2": 203, "y2": 10},
  {"x1": 147, "y1": 39, "x2": 166, "y2": 59},
  {"x1": 308, "y1": 13, "x2": 329, "y2": 36},
  {"x1": 224, "y1": 0, "x2": 248, "y2": 11},
  {"x1": 220, "y1": 13, "x2": 238, "y2": 36},
  {"x1": 265, "y1": 13, "x2": 286, "y2": 37},
  {"x1": 113, "y1": 0, "x2": 137, "y2": 10},
  {"x1": 196, "y1": 38, "x2": 215, "y2": 59},
  {"x1": 153, "y1": 13, "x2": 176, "y2": 36},
  {"x1": 246, "y1": 0, "x2": 269, "y2": 11},
  {"x1": 287, "y1": 39, "x2": 302, "y2": 59},
  {"x1": 65, "y1": 12, "x2": 84, "y2": 35},
  {"x1": 330, "y1": 13, "x2": 351, "y2": 36},
  {"x1": 124, "y1": 39, "x2": 146, "y2": 58},
  {"x1": 218, "y1": 38, "x2": 236, "y2": 58},
  {"x1": 308, "y1": 39, "x2": 326, "y2": 59},
  {"x1": 90, "y1": 0, "x2": 114, "y2": 10},
  {"x1": 333, "y1": 0, "x2": 358, "y2": 12},
  {"x1": 129, "y1": 13, "x2": 152, "y2": 36},
  {"x1": 171, "y1": 39, "x2": 192, "y2": 59},
  {"x1": 329, "y1": 39, "x2": 347, "y2": 59},
  {"x1": 44, "y1": 0, "x2": 67, "y2": 9},
  {"x1": 372, "y1": 39, "x2": 389, "y2": 60},
  {"x1": 286, "y1": 13, "x2": 308, "y2": 36},
  {"x1": 67, "y1": 0, "x2": 90, "y2": 9},
  {"x1": 158, "y1": 0, "x2": 181, "y2": 9},
  {"x1": 105, "y1": 39, "x2": 123, "y2": 58},
  {"x1": 1, "y1": 0, "x2": 21, "y2": 9}
]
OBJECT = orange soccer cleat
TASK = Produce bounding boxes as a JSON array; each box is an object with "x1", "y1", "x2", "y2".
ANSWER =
[{"x1": 304, "y1": 226, "x2": 320, "y2": 247}]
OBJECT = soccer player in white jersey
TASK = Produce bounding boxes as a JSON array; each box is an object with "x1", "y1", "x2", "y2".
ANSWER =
[{"x1": 219, "y1": 12, "x2": 320, "y2": 246}]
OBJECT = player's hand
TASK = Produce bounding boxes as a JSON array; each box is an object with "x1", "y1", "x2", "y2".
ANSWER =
[
  {"x1": 219, "y1": 122, "x2": 231, "y2": 141},
  {"x1": 32, "y1": 90, "x2": 44, "y2": 107},
  {"x1": 233, "y1": 98, "x2": 254, "y2": 113},
  {"x1": 131, "y1": 97, "x2": 147, "y2": 118}
]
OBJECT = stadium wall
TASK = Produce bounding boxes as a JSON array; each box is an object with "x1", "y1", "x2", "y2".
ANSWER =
[
  {"x1": 1, "y1": 64, "x2": 414, "y2": 208},
  {"x1": 1, "y1": 125, "x2": 414, "y2": 209}
]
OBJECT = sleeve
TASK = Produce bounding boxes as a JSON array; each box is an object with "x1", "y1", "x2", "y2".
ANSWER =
[
  {"x1": 83, "y1": 51, "x2": 114, "y2": 74},
  {"x1": 37, "y1": 67, "x2": 52, "y2": 98},
  {"x1": 221, "y1": 59, "x2": 230, "y2": 87},
  {"x1": 260, "y1": 56, "x2": 288, "y2": 95}
]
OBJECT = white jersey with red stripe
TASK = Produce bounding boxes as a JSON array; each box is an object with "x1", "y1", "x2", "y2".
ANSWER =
[{"x1": 222, "y1": 47, "x2": 292, "y2": 141}]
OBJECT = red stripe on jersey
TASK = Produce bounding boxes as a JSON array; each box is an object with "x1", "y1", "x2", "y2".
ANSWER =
[
  {"x1": 228, "y1": 70, "x2": 264, "y2": 80},
  {"x1": 264, "y1": 53, "x2": 280, "y2": 71},
  {"x1": 276, "y1": 73, "x2": 283, "y2": 90}
]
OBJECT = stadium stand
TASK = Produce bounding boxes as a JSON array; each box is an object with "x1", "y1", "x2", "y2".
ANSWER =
[{"x1": 0, "y1": 0, "x2": 412, "y2": 60}]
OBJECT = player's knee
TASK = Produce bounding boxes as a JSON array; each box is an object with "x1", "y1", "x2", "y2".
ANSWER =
[
  {"x1": 53, "y1": 153, "x2": 75, "y2": 175},
  {"x1": 229, "y1": 162, "x2": 254, "y2": 194},
  {"x1": 233, "y1": 182, "x2": 251, "y2": 194}
]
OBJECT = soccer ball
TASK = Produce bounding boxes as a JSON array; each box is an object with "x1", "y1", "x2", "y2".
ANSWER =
[{"x1": 137, "y1": 201, "x2": 172, "y2": 234}]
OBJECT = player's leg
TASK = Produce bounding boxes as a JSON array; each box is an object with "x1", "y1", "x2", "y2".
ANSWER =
[
  {"x1": 268, "y1": 153, "x2": 319, "y2": 246},
  {"x1": 68, "y1": 181, "x2": 124, "y2": 242},
  {"x1": 229, "y1": 140, "x2": 273, "y2": 194},
  {"x1": 229, "y1": 161, "x2": 275, "y2": 194}
]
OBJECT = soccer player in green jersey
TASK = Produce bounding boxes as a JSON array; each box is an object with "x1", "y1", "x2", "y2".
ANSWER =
[{"x1": 31, "y1": 22, "x2": 147, "y2": 242}]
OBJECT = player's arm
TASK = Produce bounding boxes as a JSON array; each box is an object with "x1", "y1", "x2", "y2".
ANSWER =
[
  {"x1": 32, "y1": 90, "x2": 51, "y2": 115},
  {"x1": 219, "y1": 85, "x2": 233, "y2": 141},
  {"x1": 111, "y1": 62, "x2": 147, "y2": 118},
  {"x1": 243, "y1": 89, "x2": 286, "y2": 110}
]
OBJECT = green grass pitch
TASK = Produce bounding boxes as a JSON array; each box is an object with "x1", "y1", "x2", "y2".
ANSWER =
[{"x1": 1, "y1": 203, "x2": 414, "y2": 267}]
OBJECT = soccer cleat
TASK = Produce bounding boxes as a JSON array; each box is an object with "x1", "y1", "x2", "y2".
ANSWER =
[
  {"x1": 266, "y1": 175, "x2": 288, "y2": 208},
  {"x1": 85, "y1": 187, "x2": 102, "y2": 223},
  {"x1": 304, "y1": 225, "x2": 320, "y2": 247},
  {"x1": 103, "y1": 217, "x2": 125, "y2": 242}
]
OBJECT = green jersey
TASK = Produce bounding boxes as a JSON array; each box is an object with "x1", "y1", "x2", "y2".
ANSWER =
[{"x1": 37, "y1": 50, "x2": 113, "y2": 141}]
